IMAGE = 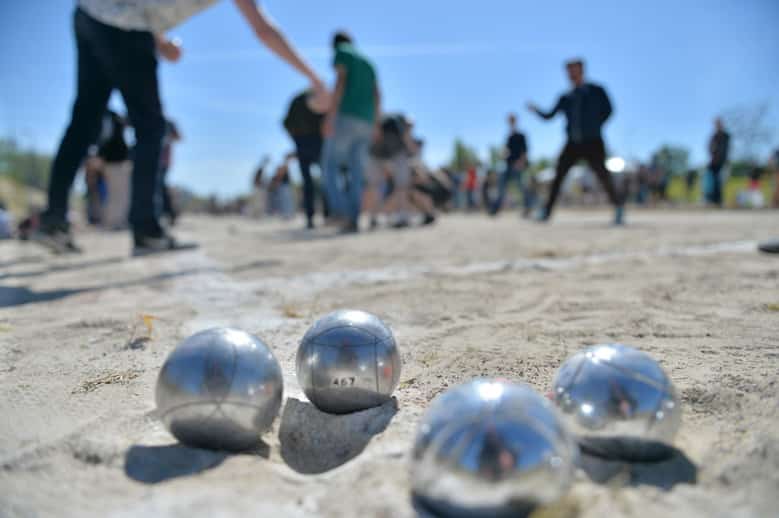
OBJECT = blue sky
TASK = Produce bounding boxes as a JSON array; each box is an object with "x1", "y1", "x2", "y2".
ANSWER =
[{"x1": 1, "y1": 0, "x2": 778, "y2": 197}]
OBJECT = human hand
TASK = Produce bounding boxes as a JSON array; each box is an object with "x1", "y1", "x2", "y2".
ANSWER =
[{"x1": 158, "y1": 37, "x2": 183, "y2": 62}]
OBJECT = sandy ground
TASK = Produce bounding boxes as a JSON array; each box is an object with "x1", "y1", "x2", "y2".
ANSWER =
[{"x1": 0, "y1": 209, "x2": 777, "y2": 518}]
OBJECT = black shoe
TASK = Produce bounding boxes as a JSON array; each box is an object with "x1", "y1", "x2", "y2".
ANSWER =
[
  {"x1": 758, "y1": 239, "x2": 779, "y2": 254},
  {"x1": 132, "y1": 230, "x2": 198, "y2": 257},
  {"x1": 369, "y1": 217, "x2": 379, "y2": 230},
  {"x1": 392, "y1": 219, "x2": 410, "y2": 229},
  {"x1": 30, "y1": 222, "x2": 82, "y2": 254},
  {"x1": 422, "y1": 213, "x2": 436, "y2": 226},
  {"x1": 339, "y1": 221, "x2": 359, "y2": 234}
]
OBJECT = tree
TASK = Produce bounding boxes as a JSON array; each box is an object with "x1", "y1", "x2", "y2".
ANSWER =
[
  {"x1": 448, "y1": 139, "x2": 480, "y2": 171},
  {"x1": 0, "y1": 138, "x2": 51, "y2": 190},
  {"x1": 722, "y1": 103, "x2": 774, "y2": 163},
  {"x1": 487, "y1": 145, "x2": 503, "y2": 170},
  {"x1": 651, "y1": 145, "x2": 689, "y2": 176}
]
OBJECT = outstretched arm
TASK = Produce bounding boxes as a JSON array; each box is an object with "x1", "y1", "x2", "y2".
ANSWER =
[
  {"x1": 527, "y1": 97, "x2": 564, "y2": 120},
  {"x1": 233, "y1": 0, "x2": 323, "y2": 89}
]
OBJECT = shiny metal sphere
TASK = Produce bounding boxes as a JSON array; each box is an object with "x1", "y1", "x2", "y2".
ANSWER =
[
  {"x1": 155, "y1": 328, "x2": 283, "y2": 451},
  {"x1": 552, "y1": 344, "x2": 681, "y2": 458},
  {"x1": 296, "y1": 310, "x2": 401, "y2": 414},
  {"x1": 411, "y1": 379, "x2": 578, "y2": 517}
]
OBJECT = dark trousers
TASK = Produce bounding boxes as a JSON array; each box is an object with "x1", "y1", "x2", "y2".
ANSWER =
[
  {"x1": 545, "y1": 138, "x2": 622, "y2": 215},
  {"x1": 293, "y1": 135, "x2": 328, "y2": 224},
  {"x1": 45, "y1": 8, "x2": 165, "y2": 233},
  {"x1": 708, "y1": 163, "x2": 724, "y2": 206}
]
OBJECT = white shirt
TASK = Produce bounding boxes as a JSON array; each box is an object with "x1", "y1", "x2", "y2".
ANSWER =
[{"x1": 78, "y1": 0, "x2": 221, "y2": 33}]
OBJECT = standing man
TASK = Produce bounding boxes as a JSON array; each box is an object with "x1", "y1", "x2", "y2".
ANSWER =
[
  {"x1": 490, "y1": 113, "x2": 530, "y2": 217},
  {"x1": 527, "y1": 59, "x2": 624, "y2": 224},
  {"x1": 706, "y1": 117, "x2": 731, "y2": 207},
  {"x1": 283, "y1": 89, "x2": 331, "y2": 229},
  {"x1": 33, "y1": 0, "x2": 323, "y2": 255},
  {"x1": 322, "y1": 31, "x2": 381, "y2": 234}
]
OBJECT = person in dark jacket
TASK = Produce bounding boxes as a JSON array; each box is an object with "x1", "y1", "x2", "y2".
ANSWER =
[
  {"x1": 490, "y1": 113, "x2": 531, "y2": 217},
  {"x1": 528, "y1": 59, "x2": 624, "y2": 224},
  {"x1": 706, "y1": 117, "x2": 730, "y2": 207}
]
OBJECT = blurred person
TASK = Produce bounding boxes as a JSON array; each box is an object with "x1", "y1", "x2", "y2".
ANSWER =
[
  {"x1": 464, "y1": 164, "x2": 479, "y2": 210},
  {"x1": 97, "y1": 110, "x2": 132, "y2": 230},
  {"x1": 322, "y1": 31, "x2": 381, "y2": 234},
  {"x1": 159, "y1": 119, "x2": 182, "y2": 225},
  {"x1": 490, "y1": 113, "x2": 531, "y2": 217},
  {"x1": 269, "y1": 154, "x2": 296, "y2": 219},
  {"x1": 482, "y1": 169, "x2": 499, "y2": 210},
  {"x1": 0, "y1": 200, "x2": 13, "y2": 240},
  {"x1": 413, "y1": 167, "x2": 452, "y2": 212},
  {"x1": 705, "y1": 117, "x2": 730, "y2": 207},
  {"x1": 685, "y1": 168, "x2": 698, "y2": 203},
  {"x1": 528, "y1": 59, "x2": 624, "y2": 224},
  {"x1": 649, "y1": 160, "x2": 669, "y2": 204},
  {"x1": 84, "y1": 155, "x2": 106, "y2": 225},
  {"x1": 283, "y1": 89, "x2": 331, "y2": 229},
  {"x1": 366, "y1": 113, "x2": 417, "y2": 228},
  {"x1": 33, "y1": 0, "x2": 324, "y2": 255}
]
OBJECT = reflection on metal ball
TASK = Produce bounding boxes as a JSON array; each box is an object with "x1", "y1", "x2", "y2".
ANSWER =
[
  {"x1": 156, "y1": 328, "x2": 283, "y2": 451},
  {"x1": 296, "y1": 310, "x2": 401, "y2": 414},
  {"x1": 552, "y1": 343, "x2": 681, "y2": 459},
  {"x1": 411, "y1": 379, "x2": 578, "y2": 517}
]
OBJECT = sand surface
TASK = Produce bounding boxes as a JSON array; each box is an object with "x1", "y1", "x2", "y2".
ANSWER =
[{"x1": 1, "y1": 209, "x2": 777, "y2": 517}]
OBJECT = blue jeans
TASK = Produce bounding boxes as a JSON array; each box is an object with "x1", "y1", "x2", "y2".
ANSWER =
[
  {"x1": 323, "y1": 115, "x2": 374, "y2": 224},
  {"x1": 492, "y1": 165, "x2": 531, "y2": 213}
]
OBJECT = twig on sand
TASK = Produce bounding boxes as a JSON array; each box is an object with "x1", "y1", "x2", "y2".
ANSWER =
[{"x1": 73, "y1": 369, "x2": 142, "y2": 394}]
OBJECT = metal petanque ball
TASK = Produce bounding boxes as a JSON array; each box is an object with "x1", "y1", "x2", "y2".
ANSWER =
[
  {"x1": 155, "y1": 328, "x2": 283, "y2": 451},
  {"x1": 411, "y1": 379, "x2": 578, "y2": 517},
  {"x1": 552, "y1": 343, "x2": 681, "y2": 461},
  {"x1": 296, "y1": 309, "x2": 401, "y2": 414}
]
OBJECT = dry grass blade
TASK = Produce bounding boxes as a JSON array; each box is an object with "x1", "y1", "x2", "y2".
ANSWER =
[{"x1": 73, "y1": 369, "x2": 142, "y2": 394}]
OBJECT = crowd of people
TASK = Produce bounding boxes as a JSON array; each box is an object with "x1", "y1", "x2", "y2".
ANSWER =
[{"x1": 14, "y1": 0, "x2": 779, "y2": 255}]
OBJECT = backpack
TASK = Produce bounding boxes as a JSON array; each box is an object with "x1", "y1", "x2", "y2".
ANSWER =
[{"x1": 284, "y1": 91, "x2": 323, "y2": 137}]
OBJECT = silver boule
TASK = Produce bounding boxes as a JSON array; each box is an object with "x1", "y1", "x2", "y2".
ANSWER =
[
  {"x1": 552, "y1": 343, "x2": 681, "y2": 458},
  {"x1": 296, "y1": 310, "x2": 401, "y2": 414},
  {"x1": 411, "y1": 379, "x2": 578, "y2": 517},
  {"x1": 155, "y1": 328, "x2": 283, "y2": 451}
]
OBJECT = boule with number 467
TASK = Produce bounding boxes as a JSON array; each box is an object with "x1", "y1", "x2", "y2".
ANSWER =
[{"x1": 296, "y1": 309, "x2": 401, "y2": 414}]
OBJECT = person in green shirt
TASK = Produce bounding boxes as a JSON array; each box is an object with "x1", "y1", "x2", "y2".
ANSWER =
[{"x1": 322, "y1": 31, "x2": 381, "y2": 233}]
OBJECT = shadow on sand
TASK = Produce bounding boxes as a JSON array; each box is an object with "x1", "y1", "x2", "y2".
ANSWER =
[
  {"x1": 577, "y1": 440, "x2": 698, "y2": 490},
  {"x1": 124, "y1": 441, "x2": 269, "y2": 484},
  {"x1": 0, "y1": 259, "x2": 282, "y2": 308},
  {"x1": 279, "y1": 397, "x2": 397, "y2": 475}
]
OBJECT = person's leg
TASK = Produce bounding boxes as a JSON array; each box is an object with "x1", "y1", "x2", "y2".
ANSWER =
[
  {"x1": 295, "y1": 137, "x2": 316, "y2": 227},
  {"x1": 44, "y1": 10, "x2": 113, "y2": 228},
  {"x1": 322, "y1": 126, "x2": 350, "y2": 219},
  {"x1": 583, "y1": 138, "x2": 624, "y2": 223},
  {"x1": 491, "y1": 166, "x2": 514, "y2": 214},
  {"x1": 710, "y1": 164, "x2": 723, "y2": 206},
  {"x1": 543, "y1": 142, "x2": 578, "y2": 219},
  {"x1": 108, "y1": 32, "x2": 166, "y2": 235},
  {"x1": 584, "y1": 139, "x2": 622, "y2": 207},
  {"x1": 344, "y1": 120, "x2": 372, "y2": 229}
]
